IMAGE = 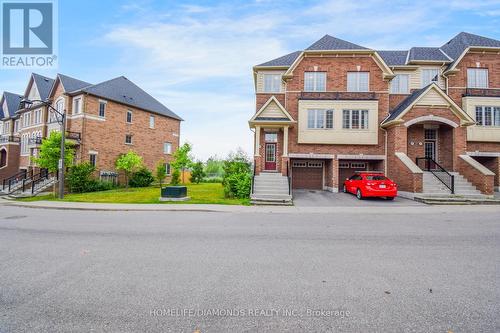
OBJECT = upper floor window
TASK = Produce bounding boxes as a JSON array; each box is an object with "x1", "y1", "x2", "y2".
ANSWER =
[
  {"x1": 164, "y1": 142, "x2": 172, "y2": 154},
  {"x1": 467, "y1": 68, "x2": 488, "y2": 88},
  {"x1": 125, "y1": 134, "x2": 132, "y2": 144},
  {"x1": 126, "y1": 110, "x2": 132, "y2": 123},
  {"x1": 347, "y1": 72, "x2": 369, "y2": 92},
  {"x1": 390, "y1": 74, "x2": 410, "y2": 94},
  {"x1": 304, "y1": 72, "x2": 326, "y2": 92},
  {"x1": 34, "y1": 109, "x2": 42, "y2": 124},
  {"x1": 98, "y1": 101, "x2": 106, "y2": 118},
  {"x1": 73, "y1": 97, "x2": 82, "y2": 114},
  {"x1": 307, "y1": 109, "x2": 334, "y2": 129},
  {"x1": 421, "y1": 69, "x2": 439, "y2": 87},
  {"x1": 475, "y1": 106, "x2": 500, "y2": 127},
  {"x1": 89, "y1": 153, "x2": 97, "y2": 167},
  {"x1": 263, "y1": 74, "x2": 282, "y2": 93},
  {"x1": 14, "y1": 119, "x2": 19, "y2": 132},
  {"x1": 22, "y1": 111, "x2": 32, "y2": 127},
  {"x1": 149, "y1": 115, "x2": 155, "y2": 129},
  {"x1": 165, "y1": 163, "x2": 171, "y2": 176},
  {"x1": 342, "y1": 109, "x2": 368, "y2": 129}
]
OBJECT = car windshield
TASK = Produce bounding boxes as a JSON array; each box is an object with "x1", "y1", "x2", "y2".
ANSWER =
[{"x1": 365, "y1": 175, "x2": 387, "y2": 180}]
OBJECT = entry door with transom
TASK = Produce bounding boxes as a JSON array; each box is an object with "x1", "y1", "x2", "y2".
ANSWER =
[
  {"x1": 424, "y1": 129, "x2": 438, "y2": 169},
  {"x1": 264, "y1": 132, "x2": 278, "y2": 171}
]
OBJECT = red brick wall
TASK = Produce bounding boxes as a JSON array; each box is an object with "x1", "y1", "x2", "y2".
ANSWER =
[
  {"x1": 389, "y1": 94, "x2": 409, "y2": 111},
  {"x1": 456, "y1": 157, "x2": 494, "y2": 195},
  {"x1": 473, "y1": 156, "x2": 499, "y2": 187},
  {"x1": 0, "y1": 144, "x2": 20, "y2": 179}
]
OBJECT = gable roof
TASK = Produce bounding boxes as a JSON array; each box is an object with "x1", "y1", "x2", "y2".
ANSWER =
[
  {"x1": 377, "y1": 50, "x2": 408, "y2": 66},
  {"x1": 249, "y1": 96, "x2": 295, "y2": 126},
  {"x1": 382, "y1": 83, "x2": 475, "y2": 126},
  {"x1": 408, "y1": 47, "x2": 451, "y2": 63},
  {"x1": 58, "y1": 74, "x2": 92, "y2": 93},
  {"x1": 74, "y1": 76, "x2": 182, "y2": 120},
  {"x1": 306, "y1": 34, "x2": 369, "y2": 51},
  {"x1": 0, "y1": 91, "x2": 23, "y2": 119},
  {"x1": 257, "y1": 51, "x2": 302, "y2": 67},
  {"x1": 31, "y1": 73, "x2": 55, "y2": 100}
]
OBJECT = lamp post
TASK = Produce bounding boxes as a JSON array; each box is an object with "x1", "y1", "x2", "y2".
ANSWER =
[{"x1": 21, "y1": 98, "x2": 66, "y2": 199}]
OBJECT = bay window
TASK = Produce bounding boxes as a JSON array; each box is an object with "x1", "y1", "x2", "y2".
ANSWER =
[{"x1": 475, "y1": 106, "x2": 500, "y2": 126}]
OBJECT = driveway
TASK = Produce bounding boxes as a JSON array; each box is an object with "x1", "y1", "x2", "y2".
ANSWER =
[{"x1": 293, "y1": 189, "x2": 423, "y2": 207}]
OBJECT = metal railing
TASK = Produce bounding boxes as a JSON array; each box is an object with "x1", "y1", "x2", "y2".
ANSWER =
[
  {"x1": 286, "y1": 160, "x2": 291, "y2": 195},
  {"x1": 464, "y1": 88, "x2": 500, "y2": 97},
  {"x1": 30, "y1": 170, "x2": 57, "y2": 194},
  {"x1": 2, "y1": 170, "x2": 27, "y2": 192},
  {"x1": 251, "y1": 163, "x2": 256, "y2": 195},
  {"x1": 28, "y1": 137, "x2": 43, "y2": 145},
  {"x1": 66, "y1": 131, "x2": 81, "y2": 142},
  {"x1": 0, "y1": 135, "x2": 21, "y2": 144},
  {"x1": 416, "y1": 157, "x2": 455, "y2": 194}
]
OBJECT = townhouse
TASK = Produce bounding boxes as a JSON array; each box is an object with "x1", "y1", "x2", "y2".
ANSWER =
[
  {"x1": 0, "y1": 73, "x2": 182, "y2": 189},
  {"x1": 249, "y1": 32, "x2": 500, "y2": 202}
]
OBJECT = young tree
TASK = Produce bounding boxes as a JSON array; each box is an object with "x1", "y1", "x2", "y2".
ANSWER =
[
  {"x1": 170, "y1": 168, "x2": 181, "y2": 185},
  {"x1": 155, "y1": 159, "x2": 167, "y2": 189},
  {"x1": 190, "y1": 161, "x2": 206, "y2": 184},
  {"x1": 115, "y1": 151, "x2": 143, "y2": 189},
  {"x1": 171, "y1": 143, "x2": 193, "y2": 184}
]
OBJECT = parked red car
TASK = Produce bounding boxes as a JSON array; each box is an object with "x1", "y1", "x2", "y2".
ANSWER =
[{"x1": 343, "y1": 172, "x2": 397, "y2": 200}]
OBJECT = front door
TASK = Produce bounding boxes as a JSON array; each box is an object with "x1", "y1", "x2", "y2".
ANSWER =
[
  {"x1": 424, "y1": 129, "x2": 437, "y2": 169},
  {"x1": 265, "y1": 143, "x2": 277, "y2": 171}
]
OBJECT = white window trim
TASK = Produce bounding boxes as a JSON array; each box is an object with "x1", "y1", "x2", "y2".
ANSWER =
[
  {"x1": 347, "y1": 72, "x2": 369, "y2": 92},
  {"x1": 475, "y1": 106, "x2": 500, "y2": 127},
  {"x1": 263, "y1": 73, "x2": 282, "y2": 93},
  {"x1": 164, "y1": 142, "x2": 172, "y2": 155},
  {"x1": 467, "y1": 68, "x2": 489, "y2": 89},
  {"x1": 304, "y1": 72, "x2": 326, "y2": 92},
  {"x1": 390, "y1": 74, "x2": 410, "y2": 94},
  {"x1": 149, "y1": 115, "x2": 155, "y2": 129},
  {"x1": 98, "y1": 100, "x2": 107, "y2": 118},
  {"x1": 73, "y1": 97, "x2": 82, "y2": 115},
  {"x1": 126, "y1": 110, "x2": 133, "y2": 123},
  {"x1": 125, "y1": 134, "x2": 133, "y2": 145},
  {"x1": 342, "y1": 109, "x2": 369, "y2": 130},
  {"x1": 421, "y1": 69, "x2": 440, "y2": 87},
  {"x1": 307, "y1": 109, "x2": 334, "y2": 130}
]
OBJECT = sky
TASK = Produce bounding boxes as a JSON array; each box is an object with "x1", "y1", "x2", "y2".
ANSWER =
[{"x1": 1, "y1": 0, "x2": 499, "y2": 161}]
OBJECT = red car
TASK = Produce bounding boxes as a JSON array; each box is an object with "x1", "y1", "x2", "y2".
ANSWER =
[{"x1": 343, "y1": 172, "x2": 397, "y2": 200}]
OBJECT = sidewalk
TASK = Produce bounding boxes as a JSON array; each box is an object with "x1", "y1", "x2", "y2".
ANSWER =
[{"x1": 4, "y1": 198, "x2": 500, "y2": 214}]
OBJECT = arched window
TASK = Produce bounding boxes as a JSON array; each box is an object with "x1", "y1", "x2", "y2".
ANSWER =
[{"x1": 0, "y1": 149, "x2": 7, "y2": 167}]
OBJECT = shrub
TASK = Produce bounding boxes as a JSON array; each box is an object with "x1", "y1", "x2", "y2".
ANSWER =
[
  {"x1": 67, "y1": 163, "x2": 96, "y2": 193},
  {"x1": 222, "y1": 149, "x2": 252, "y2": 199},
  {"x1": 203, "y1": 177, "x2": 223, "y2": 183},
  {"x1": 190, "y1": 161, "x2": 206, "y2": 184},
  {"x1": 170, "y1": 168, "x2": 181, "y2": 185},
  {"x1": 129, "y1": 168, "x2": 155, "y2": 187}
]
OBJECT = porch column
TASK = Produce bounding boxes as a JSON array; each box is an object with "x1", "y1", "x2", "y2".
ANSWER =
[
  {"x1": 283, "y1": 126, "x2": 289, "y2": 157},
  {"x1": 254, "y1": 126, "x2": 261, "y2": 156}
]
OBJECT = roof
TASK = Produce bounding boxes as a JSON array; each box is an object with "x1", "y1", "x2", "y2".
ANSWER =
[
  {"x1": 254, "y1": 117, "x2": 290, "y2": 121},
  {"x1": 76, "y1": 76, "x2": 182, "y2": 120},
  {"x1": 0, "y1": 91, "x2": 23, "y2": 119},
  {"x1": 58, "y1": 74, "x2": 92, "y2": 92},
  {"x1": 384, "y1": 84, "x2": 431, "y2": 122},
  {"x1": 257, "y1": 51, "x2": 302, "y2": 67},
  {"x1": 306, "y1": 34, "x2": 369, "y2": 51},
  {"x1": 377, "y1": 50, "x2": 408, "y2": 66},
  {"x1": 408, "y1": 47, "x2": 450, "y2": 62},
  {"x1": 32, "y1": 73, "x2": 55, "y2": 100},
  {"x1": 441, "y1": 32, "x2": 500, "y2": 70}
]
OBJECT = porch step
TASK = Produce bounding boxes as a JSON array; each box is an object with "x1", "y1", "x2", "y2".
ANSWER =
[
  {"x1": 422, "y1": 171, "x2": 484, "y2": 196},
  {"x1": 251, "y1": 173, "x2": 292, "y2": 205}
]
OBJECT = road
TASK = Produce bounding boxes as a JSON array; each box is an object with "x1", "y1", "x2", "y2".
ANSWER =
[{"x1": 0, "y1": 204, "x2": 499, "y2": 332}]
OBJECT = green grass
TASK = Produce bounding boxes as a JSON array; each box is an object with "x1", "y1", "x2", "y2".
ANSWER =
[{"x1": 19, "y1": 183, "x2": 250, "y2": 205}]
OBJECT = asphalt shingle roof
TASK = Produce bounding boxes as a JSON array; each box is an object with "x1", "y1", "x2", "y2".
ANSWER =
[
  {"x1": 0, "y1": 92, "x2": 23, "y2": 119},
  {"x1": 377, "y1": 50, "x2": 408, "y2": 66},
  {"x1": 257, "y1": 51, "x2": 302, "y2": 67},
  {"x1": 306, "y1": 34, "x2": 368, "y2": 51},
  {"x1": 77, "y1": 76, "x2": 182, "y2": 120},
  {"x1": 384, "y1": 84, "x2": 432, "y2": 123},
  {"x1": 32, "y1": 73, "x2": 54, "y2": 101},
  {"x1": 58, "y1": 74, "x2": 92, "y2": 92},
  {"x1": 441, "y1": 32, "x2": 500, "y2": 69},
  {"x1": 408, "y1": 47, "x2": 450, "y2": 62}
]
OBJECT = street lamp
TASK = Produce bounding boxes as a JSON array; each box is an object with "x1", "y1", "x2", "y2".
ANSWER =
[{"x1": 21, "y1": 98, "x2": 66, "y2": 199}]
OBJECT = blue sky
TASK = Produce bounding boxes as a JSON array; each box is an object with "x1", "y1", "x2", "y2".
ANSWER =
[{"x1": 1, "y1": 0, "x2": 499, "y2": 160}]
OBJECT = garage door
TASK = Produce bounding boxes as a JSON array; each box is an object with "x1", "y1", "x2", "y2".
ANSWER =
[
  {"x1": 292, "y1": 161, "x2": 323, "y2": 189},
  {"x1": 338, "y1": 161, "x2": 367, "y2": 191}
]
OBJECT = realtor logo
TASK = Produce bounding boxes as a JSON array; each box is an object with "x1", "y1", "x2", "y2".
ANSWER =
[{"x1": 1, "y1": 0, "x2": 58, "y2": 68}]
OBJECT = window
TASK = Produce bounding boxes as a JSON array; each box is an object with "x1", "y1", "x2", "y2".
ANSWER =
[
  {"x1": 347, "y1": 72, "x2": 369, "y2": 92},
  {"x1": 307, "y1": 109, "x2": 334, "y2": 129},
  {"x1": 98, "y1": 101, "x2": 106, "y2": 118},
  {"x1": 304, "y1": 72, "x2": 326, "y2": 92},
  {"x1": 125, "y1": 134, "x2": 132, "y2": 144},
  {"x1": 421, "y1": 69, "x2": 439, "y2": 87},
  {"x1": 475, "y1": 106, "x2": 500, "y2": 127},
  {"x1": 339, "y1": 162, "x2": 350, "y2": 168},
  {"x1": 149, "y1": 115, "x2": 155, "y2": 129},
  {"x1": 263, "y1": 74, "x2": 282, "y2": 93},
  {"x1": 126, "y1": 110, "x2": 132, "y2": 123},
  {"x1": 350, "y1": 162, "x2": 366, "y2": 169},
  {"x1": 264, "y1": 133, "x2": 278, "y2": 142},
  {"x1": 164, "y1": 142, "x2": 172, "y2": 154},
  {"x1": 467, "y1": 68, "x2": 488, "y2": 88},
  {"x1": 390, "y1": 74, "x2": 409, "y2": 94},
  {"x1": 342, "y1": 109, "x2": 369, "y2": 129},
  {"x1": 34, "y1": 109, "x2": 41, "y2": 124},
  {"x1": 22, "y1": 112, "x2": 32, "y2": 127},
  {"x1": 292, "y1": 161, "x2": 307, "y2": 167},
  {"x1": 89, "y1": 153, "x2": 97, "y2": 167},
  {"x1": 307, "y1": 161, "x2": 323, "y2": 168},
  {"x1": 73, "y1": 98, "x2": 82, "y2": 115},
  {"x1": 14, "y1": 119, "x2": 19, "y2": 132},
  {"x1": 165, "y1": 163, "x2": 171, "y2": 176}
]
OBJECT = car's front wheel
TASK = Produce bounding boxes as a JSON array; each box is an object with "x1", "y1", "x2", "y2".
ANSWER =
[{"x1": 356, "y1": 189, "x2": 363, "y2": 200}]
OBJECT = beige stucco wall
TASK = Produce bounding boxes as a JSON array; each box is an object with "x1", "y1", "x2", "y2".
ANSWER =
[
  {"x1": 298, "y1": 100, "x2": 379, "y2": 144},
  {"x1": 463, "y1": 96, "x2": 500, "y2": 142}
]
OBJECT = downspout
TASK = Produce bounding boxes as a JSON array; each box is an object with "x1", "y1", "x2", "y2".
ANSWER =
[{"x1": 381, "y1": 126, "x2": 388, "y2": 175}]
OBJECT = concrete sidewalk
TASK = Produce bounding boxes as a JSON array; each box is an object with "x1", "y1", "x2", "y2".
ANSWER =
[{"x1": 3, "y1": 197, "x2": 500, "y2": 214}]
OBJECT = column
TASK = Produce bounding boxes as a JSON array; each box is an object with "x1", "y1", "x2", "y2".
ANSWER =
[
  {"x1": 254, "y1": 126, "x2": 261, "y2": 156},
  {"x1": 283, "y1": 126, "x2": 289, "y2": 157}
]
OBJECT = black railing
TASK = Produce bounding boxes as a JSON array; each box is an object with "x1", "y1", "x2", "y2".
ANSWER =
[
  {"x1": 287, "y1": 161, "x2": 291, "y2": 195},
  {"x1": 2, "y1": 170, "x2": 27, "y2": 192},
  {"x1": 30, "y1": 170, "x2": 57, "y2": 194},
  {"x1": 251, "y1": 163, "x2": 256, "y2": 195},
  {"x1": 66, "y1": 131, "x2": 81, "y2": 141},
  {"x1": 416, "y1": 157, "x2": 455, "y2": 194},
  {"x1": 464, "y1": 88, "x2": 500, "y2": 97},
  {"x1": 28, "y1": 137, "x2": 43, "y2": 145},
  {"x1": 0, "y1": 135, "x2": 21, "y2": 143}
]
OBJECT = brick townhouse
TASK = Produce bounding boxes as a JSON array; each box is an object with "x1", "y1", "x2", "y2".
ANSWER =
[
  {"x1": 249, "y1": 32, "x2": 500, "y2": 203},
  {"x1": 0, "y1": 73, "x2": 182, "y2": 190}
]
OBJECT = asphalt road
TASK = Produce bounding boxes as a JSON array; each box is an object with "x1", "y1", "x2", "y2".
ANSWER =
[{"x1": 0, "y1": 204, "x2": 499, "y2": 333}]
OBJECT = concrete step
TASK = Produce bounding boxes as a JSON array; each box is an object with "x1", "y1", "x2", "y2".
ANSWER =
[
  {"x1": 253, "y1": 189, "x2": 290, "y2": 195},
  {"x1": 251, "y1": 193, "x2": 292, "y2": 201}
]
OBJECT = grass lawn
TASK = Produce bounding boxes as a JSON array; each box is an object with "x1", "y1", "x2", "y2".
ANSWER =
[{"x1": 19, "y1": 183, "x2": 250, "y2": 205}]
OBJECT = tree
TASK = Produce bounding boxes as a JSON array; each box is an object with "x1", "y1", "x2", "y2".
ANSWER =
[
  {"x1": 115, "y1": 151, "x2": 143, "y2": 189},
  {"x1": 33, "y1": 131, "x2": 75, "y2": 173},
  {"x1": 171, "y1": 143, "x2": 193, "y2": 184},
  {"x1": 155, "y1": 159, "x2": 167, "y2": 189},
  {"x1": 205, "y1": 155, "x2": 224, "y2": 178},
  {"x1": 190, "y1": 161, "x2": 206, "y2": 184},
  {"x1": 170, "y1": 168, "x2": 181, "y2": 185}
]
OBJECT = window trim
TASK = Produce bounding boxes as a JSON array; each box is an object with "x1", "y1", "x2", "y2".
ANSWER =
[
  {"x1": 467, "y1": 68, "x2": 489, "y2": 89},
  {"x1": 126, "y1": 110, "x2": 133, "y2": 123},
  {"x1": 307, "y1": 109, "x2": 334, "y2": 130},
  {"x1": 164, "y1": 142, "x2": 172, "y2": 155},
  {"x1": 149, "y1": 115, "x2": 155, "y2": 129},
  {"x1": 347, "y1": 72, "x2": 369, "y2": 92},
  {"x1": 73, "y1": 97, "x2": 82, "y2": 115},
  {"x1": 390, "y1": 74, "x2": 410, "y2": 94},
  {"x1": 89, "y1": 153, "x2": 97, "y2": 167},
  {"x1": 475, "y1": 106, "x2": 500, "y2": 127},
  {"x1": 165, "y1": 163, "x2": 171, "y2": 176},
  {"x1": 342, "y1": 109, "x2": 369, "y2": 130},
  {"x1": 421, "y1": 68, "x2": 440, "y2": 87},
  {"x1": 263, "y1": 73, "x2": 282, "y2": 93},
  {"x1": 98, "y1": 100, "x2": 107, "y2": 118},
  {"x1": 304, "y1": 72, "x2": 326, "y2": 92},
  {"x1": 125, "y1": 134, "x2": 133, "y2": 145}
]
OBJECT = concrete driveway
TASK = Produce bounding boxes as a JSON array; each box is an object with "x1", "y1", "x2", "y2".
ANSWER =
[{"x1": 293, "y1": 189, "x2": 423, "y2": 207}]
